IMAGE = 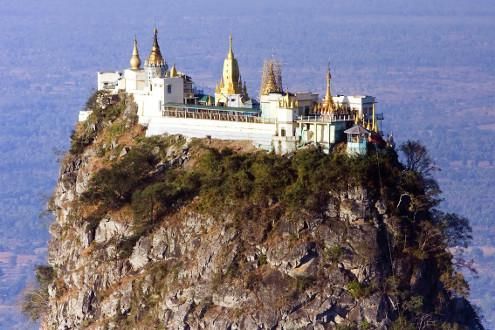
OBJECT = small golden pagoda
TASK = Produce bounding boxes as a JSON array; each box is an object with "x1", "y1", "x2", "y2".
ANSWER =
[
  {"x1": 260, "y1": 60, "x2": 282, "y2": 96},
  {"x1": 169, "y1": 64, "x2": 178, "y2": 77},
  {"x1": 279, "y1": 92, "x2": 298, "y2": 109},
  {"x1": 129, "y1": 37, "x2": 141, "y2": 70},
  {"x1": 321, "y1": 65, "x2": 335, "y2": 113},
  {"x1": 315, "y1": 65, "x2": 335, "y2": 114},
  {"x1": 147, "y1": 28, "x2": 165, "y2": 67},
  {"x1": 215, "y1": 35, "x2": 243, "y2": 96}
]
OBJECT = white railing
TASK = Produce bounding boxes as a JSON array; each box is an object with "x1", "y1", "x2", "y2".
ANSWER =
[
  {"x1": 161, "y1": 108, "x2": 276, "y2": 124},
  {"x1": 297, "y1": 114, "x2": 355, "y2": 123}
]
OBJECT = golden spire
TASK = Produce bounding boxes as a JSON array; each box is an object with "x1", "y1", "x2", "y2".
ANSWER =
[
  {"x1": 322, "y1": 64, "x2": 335, "y2": 113},
  {"x1": 130, "y1": 37, "x2": 141, "y2": 70},
  {"x1": 325, "y1": 64, "x2": 332, "y2": 100},
  {"x1": 228, "y1": 33, "x2": 234, "y2": 59},
  {"x1": 217, "y1": 34, "x2": 242, "y2": 96},
  {"x1": 261, "y1": 61, "x2": 281, "y2": 95},
  {"x1": 169, "y1": 64, "x2": 178, "y2": 77},
  {"x1": 147, "y1": 27, "x2": 165, "y2": 66},
  {"x1": 243, "y1": 81, "x2": 248, "y2": 97}
]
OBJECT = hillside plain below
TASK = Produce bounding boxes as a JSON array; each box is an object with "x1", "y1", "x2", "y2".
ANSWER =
[{"x1": 0, "y1": 0, "x2": 494, "y2": 328}]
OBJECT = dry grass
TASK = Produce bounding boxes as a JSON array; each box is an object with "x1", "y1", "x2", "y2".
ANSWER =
[
  {"x1": 80, "y1": 244, "x2": 96, "y2": 257},
  {"x1": 184, "y1": 138, "x2": 259, "y2": 170},
  {"x1": 107, "y1": 205, "x2": 135, "y2": 224},
  {"x1": 97, "y1": 272, "x2": 142, "y2": 302}
]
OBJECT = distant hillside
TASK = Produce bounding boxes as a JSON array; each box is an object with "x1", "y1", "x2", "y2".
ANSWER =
[{"x1": 2, "y1": 1, "x2": 495, "y2": 328}]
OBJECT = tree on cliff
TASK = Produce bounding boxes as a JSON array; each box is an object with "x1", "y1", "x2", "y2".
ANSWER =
[{"x1": 400, "y1": 140, "x2": 437, "y2": 177}]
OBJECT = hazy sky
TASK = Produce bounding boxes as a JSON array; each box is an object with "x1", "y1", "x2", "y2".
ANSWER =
[{"x1": 1, "y1": 0, "x2": 495, "y2": 327}]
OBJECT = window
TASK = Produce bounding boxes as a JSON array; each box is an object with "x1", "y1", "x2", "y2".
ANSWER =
[
  {"x1": 167, "y1": 84, "x2": 172, "y2": 94},
  {"x1": 281, "y1": 129, "x2": 286, "y2": 137}
]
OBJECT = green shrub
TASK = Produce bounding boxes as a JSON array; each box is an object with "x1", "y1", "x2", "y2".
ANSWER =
[
  {"x1": 130, "y1": 171, "x2": 200, "y2": 222},
  {"x1": 22, "y1": 265, "x2": 55, "y2": 320},
  {"x1": 359, "y1": 320, "x2": 372, "y2": 330},
  {"x1": 390, "y1": 316, "x2": 416, "y2": 330},
  {"x1": 70, "y1": 92, "x2": 127, "y2": 155},
  {"x1": 324, "y1": 245, "x2": 343, "y2": 263},
  {"x1": 86, "y1": 157, "x2": 154, "y2": 205},
  {"x1": 294, "y1": 276, "x2": 316, "y2": 294},
  {"x1": 403, "y1": 295, "x2": 424, "y2": 314},
  {"x1": 347, "y1": 280, "x2": 371, "y2": 299},
  {"x1": 258, "y1": 254, "x2": 267, "y2": 267},
  {"x1": 336, "y1": 324, "x2": 358, "y2": 330},
  {"x1": 82, "y1": 144, "x2": 401, "y2": 225},
  {"x1": 82, "y1": 143, "x2": 161, "y2": 207}
]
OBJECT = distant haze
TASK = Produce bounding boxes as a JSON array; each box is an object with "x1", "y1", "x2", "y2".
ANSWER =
[{"x1": 0, "y1": 0, "x2": 494, "y2": 328}]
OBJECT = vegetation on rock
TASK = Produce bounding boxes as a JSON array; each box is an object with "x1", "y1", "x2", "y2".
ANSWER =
[
  {"x1": 21, "y1": 265, "x2": 54, "y2": 321},
  {"x1": 27, "y1": 93, "x2": 483, "y2": 329}
]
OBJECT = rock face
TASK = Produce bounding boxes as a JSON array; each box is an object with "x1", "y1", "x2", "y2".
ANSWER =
[
  {"x1": 41, "y1": 94, "x2": 483, "y2": 330},
  {"x1": 46, "y1": 150, "x2": 386, "y2": 329}
]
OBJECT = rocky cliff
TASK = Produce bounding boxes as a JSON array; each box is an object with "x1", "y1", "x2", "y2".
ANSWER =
[{"x1": 33, "y1": 93, "x2": 483, "y2": 329}]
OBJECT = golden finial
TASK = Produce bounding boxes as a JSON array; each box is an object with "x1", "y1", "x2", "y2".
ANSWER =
[
  {"x1": 130, "y1": 36, "x2": 141, "y2": 70},
  {"x1": 228, "y1": 33, "x2": 234, "y2": 59},
  {"x1": 322, "y1": 63, "x2": 335, "y2": 113},
  {"x1": 170, "y1": 64, "x2": 178, "y2": 77},
  {"x1": 147, "y1": 27, "x2": 165, "y2": 66},
  {"x1": 152, "y1": 27, "x2": 159, "y2": 50},
  {"x1": 325, "y1": 64, "x2": 332, "y2": 99}
]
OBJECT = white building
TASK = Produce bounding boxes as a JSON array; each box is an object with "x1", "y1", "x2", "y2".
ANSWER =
[
  {"x1": 93, "y1": 30, "x2": 194, "y2": 126},
  {"x1": 87, "y1": 31, "x2": 382, "y2": 155},
  {"x1": 332, "y1": 95, "x2": 376, "y2": 120},
  {"x1": 97, "y1": 71, "x2": 122, "y2": 91}
]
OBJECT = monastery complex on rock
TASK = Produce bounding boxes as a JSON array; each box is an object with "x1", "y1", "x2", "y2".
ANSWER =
[{"x1": 85, "y1": 29, "x2": 388, "y2": 155}]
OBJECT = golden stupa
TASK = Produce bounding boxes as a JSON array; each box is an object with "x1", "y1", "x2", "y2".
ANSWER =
[
  {"x1": 169, "y1": 64, "x2": 178, "y2": 77},
  {"x1": 147, "y1": 28, "x2": 165, "y2": 66},
  {"x1": 129, "y1": 37, "x2": 141, "y2": 70},
  {"x1": 216, "y1": 34, "x2": 243, "y2": 95},
  {"x1": 261, "y1": 60, "x2": 282, "y2": 95},
  {"x1": 321, "y1": 66, "x2": 335, "y2": 113}
]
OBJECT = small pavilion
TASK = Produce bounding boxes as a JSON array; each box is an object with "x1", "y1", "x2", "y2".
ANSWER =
[{"x1": 344, "y1": 125, "x2": 370, "y2": 155}]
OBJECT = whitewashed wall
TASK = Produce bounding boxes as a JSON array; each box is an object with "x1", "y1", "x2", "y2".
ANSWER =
[{"x1": 146, "y1": 117, "x2": 276, "y2": 150}]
